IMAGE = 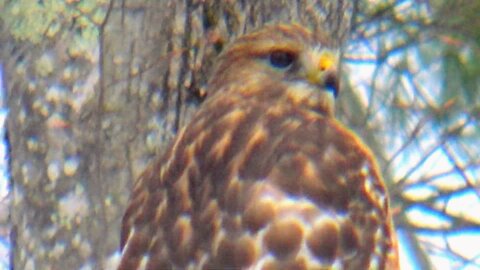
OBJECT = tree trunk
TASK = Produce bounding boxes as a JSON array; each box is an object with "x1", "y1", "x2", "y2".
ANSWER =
[{"x1": 1, "y1": 1, "x2": 351, "y2": 269}]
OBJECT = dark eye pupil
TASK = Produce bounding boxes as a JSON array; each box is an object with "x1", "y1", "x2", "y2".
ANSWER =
[{"x1": 269, "y1": 50, "x2": 295, "y2": 68}]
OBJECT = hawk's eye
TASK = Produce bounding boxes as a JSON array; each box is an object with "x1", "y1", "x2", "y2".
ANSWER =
[{"x1": 269, "y1": 50, "x2": 296, "y2": 69}]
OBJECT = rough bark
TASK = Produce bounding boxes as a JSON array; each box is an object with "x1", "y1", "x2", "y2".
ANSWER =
[{"x1": 1, "y1": 1, "x2": 352, "y2": 269}]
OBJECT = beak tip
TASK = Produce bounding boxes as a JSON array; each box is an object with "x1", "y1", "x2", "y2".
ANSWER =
[{"x1": 324, "y1": 71, "x2": 339, "y2": 98}]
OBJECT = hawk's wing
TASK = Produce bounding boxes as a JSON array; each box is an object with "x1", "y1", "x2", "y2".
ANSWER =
[{"x1": 118, "y1": 90, "x2": 398, "y2": 270}]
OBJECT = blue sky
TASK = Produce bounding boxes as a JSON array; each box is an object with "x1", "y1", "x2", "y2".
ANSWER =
[{"x1": 0, "y1": 65, "x2": 10, "y2": 269}]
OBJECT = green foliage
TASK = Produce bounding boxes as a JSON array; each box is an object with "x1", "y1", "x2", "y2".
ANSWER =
[
  {"x1": 443, "y1": 46, "x2": 479, "y2": 101},
  {"x1": 433, "y1": 0, "x2": 480, "y2": 46},
  {"x1": 0, "y1": 0, "x2": 106, "y2": 44},
  {"x1": 433, "y1": 2, "x2": 480, "y2": 131}
]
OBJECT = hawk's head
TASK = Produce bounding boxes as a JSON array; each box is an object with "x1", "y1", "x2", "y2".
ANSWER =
[{"x1": 207, "y1": 23, "x2": 340, "y2": 116}]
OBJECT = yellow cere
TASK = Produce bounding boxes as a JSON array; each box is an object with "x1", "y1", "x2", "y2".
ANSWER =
[{"x1": 317, "y1": 50, "x2": 336, "y2": 71}]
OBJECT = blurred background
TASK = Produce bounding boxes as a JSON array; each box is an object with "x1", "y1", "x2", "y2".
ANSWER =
[
  {"x1": 341, "y1": 1, "x2": 480, "y2": 268},
  {"x1": 0, "y1": 0, "x2": 479, "y2": 269}
]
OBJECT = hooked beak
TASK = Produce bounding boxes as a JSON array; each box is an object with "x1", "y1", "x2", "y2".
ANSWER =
[{"x1": 304, "y1": 49, "x2": 339, "y2": 98}]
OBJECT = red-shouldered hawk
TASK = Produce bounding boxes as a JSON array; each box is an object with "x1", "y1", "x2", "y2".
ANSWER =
[{"x1": 118, "y1": 23, "x2": 399, "y2": 270}]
